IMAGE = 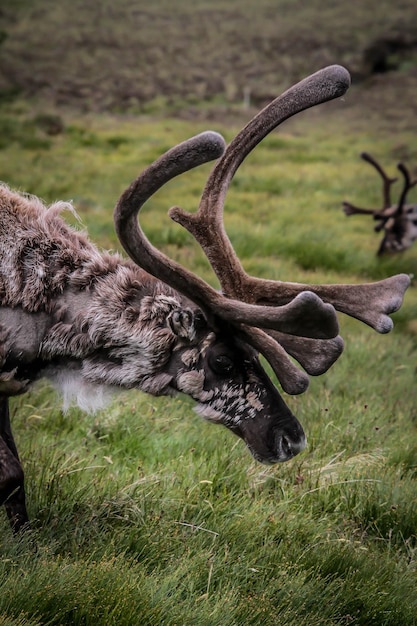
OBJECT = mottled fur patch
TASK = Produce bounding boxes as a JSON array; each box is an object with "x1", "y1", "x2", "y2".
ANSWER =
[
  {"x1": 195, "y1": 384, "x2": 265, "y2": 425},
  {"x1": 0, "y1": 184, "x2": 98, "y2": 312}
]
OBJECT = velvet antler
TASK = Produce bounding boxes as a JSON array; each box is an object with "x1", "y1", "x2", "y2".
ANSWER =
[
  {"x1": 115, "y1": 66, "x2": 410, "y2": 396},
  {"x1": 169, "y1": 71, "x2": 409, "y2": 332}
]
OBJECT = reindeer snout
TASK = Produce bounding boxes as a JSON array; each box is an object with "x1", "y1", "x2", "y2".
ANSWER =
[{"x1": 240, "y1": 411, "x2": 307, "y2": 465}]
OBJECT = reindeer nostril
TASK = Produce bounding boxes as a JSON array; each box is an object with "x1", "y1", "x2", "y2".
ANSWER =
[
  {"x1": 280, "y1": 435, "x2": 293, "y2": 458},
  {"x1": 276, "y1": 428, "x2": 307, "y2": 462}
]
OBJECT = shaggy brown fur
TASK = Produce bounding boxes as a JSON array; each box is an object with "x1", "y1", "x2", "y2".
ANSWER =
[{"x1": 0, "y1": 184, "x2": 188, "y2": 398}]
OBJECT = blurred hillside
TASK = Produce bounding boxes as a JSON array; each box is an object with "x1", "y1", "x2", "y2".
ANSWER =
[{"x1": 1, "y1": 0, "x2": 417, "y2": 120}]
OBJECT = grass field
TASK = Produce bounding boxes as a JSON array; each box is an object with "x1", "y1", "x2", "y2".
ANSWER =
[{"x1": 1, "y1": 1, "x2": 417, "y2": 625}]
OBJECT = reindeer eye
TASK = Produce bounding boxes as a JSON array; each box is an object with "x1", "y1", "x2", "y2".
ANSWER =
[{"x1": 209, "y1": 354, "x2": 234, "y2": 375}]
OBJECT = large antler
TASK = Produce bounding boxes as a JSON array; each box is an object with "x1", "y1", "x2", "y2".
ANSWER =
[
  {"x1": 169, "y1": 74, "x2": 409, "y2": 334},
  {"x1": 114, "y1": 131, "x2": 338, "y2": 339},
  {"x1": 114, "y1": 65, "x2": 410, "y2": 395},
  {"x1": 114, "y1": 130, "x2": 336, "y2": 394}
]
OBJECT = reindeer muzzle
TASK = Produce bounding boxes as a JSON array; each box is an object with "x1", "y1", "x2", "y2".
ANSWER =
[{"x1": 233, "y1": 410, "x2": 307, "y2": 465}]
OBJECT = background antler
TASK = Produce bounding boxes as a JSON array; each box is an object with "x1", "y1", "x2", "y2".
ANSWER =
[
  {"x1": 396, "y1": 162, "x2": 417, "y2": 214},
  {"x1": 343, "y1": 154, "x2": 417, "y2": 255},
  {"x1": 342, "y1": 153, "x2": 398, "y2": 221},
  {"x1": 375, "y1": 162, "x2": 417, "y2": 256},
  {"x1": 362, "y1": 152, "x2": 398, "y2": 210}
]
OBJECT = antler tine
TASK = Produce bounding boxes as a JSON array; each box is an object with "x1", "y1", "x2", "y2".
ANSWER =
[
  {"x1": 396, "y1": 162, "x2": 417, "y2": 215},
  {"x1": 237, "y1": 325, "x2": 309, "y2": 395},
  {"x1": 114, "y1": 131, "x2": 339, "y2": 338},
  {"x1": 238, "y1": 326, "x2": 342, "y2": 392},
  {"x1": 342, "y1": 153, "x2": 398, "y2": 219},
  {"x1": 114, "y1": 130, "x2": 226, "y2": 313},
  {"x1": 270, "y1": 331, "x2": 344, "y2": 376},
  {"x1": 342, "y1": 201, "x2": 378, "y2": 217},
  {"x1": 247, "y1": 273, "x2": 410, "y2": 334},
  {"x1": 361, "y1": 152, "x2": 398, "y2": 210}
]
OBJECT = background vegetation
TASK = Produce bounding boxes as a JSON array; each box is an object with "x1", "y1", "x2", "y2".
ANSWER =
[{"x1": 0, "y1": 1, "x2": 417, "y2": 624}]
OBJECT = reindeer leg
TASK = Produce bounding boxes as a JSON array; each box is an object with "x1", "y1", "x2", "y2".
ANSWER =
[{"x1": 0, "y1": 396, "x2": 29, "y2": 532}]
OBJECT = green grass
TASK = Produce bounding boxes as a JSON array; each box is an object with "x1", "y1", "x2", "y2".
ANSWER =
[
  {"x1": 2, "y1": 338, "x2": 417, "y2": 626},
  {"x1": 1, "y1": 9, "x2": 417, "y2": 621}
]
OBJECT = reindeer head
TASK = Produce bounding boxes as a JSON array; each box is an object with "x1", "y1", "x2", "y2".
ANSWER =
[
  {"x1": 163, "y1": 311, "x2": 306, "y2": 463},
  {"x1": 343, "y1": 152, "x2": 417, "y2": 255},
  {"x1": 114, "y1": 66, "x2": 410, "y2": 464}
]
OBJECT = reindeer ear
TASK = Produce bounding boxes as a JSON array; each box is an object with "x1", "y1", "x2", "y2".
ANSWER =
[{"x1": 167, "y1": 308, "x2": 201, "y2": 341}]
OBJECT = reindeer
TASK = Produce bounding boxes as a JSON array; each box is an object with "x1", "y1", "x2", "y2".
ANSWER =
[
  {"x1": 0, "y1": 66, "x2": 410, "y2": 534},
  {"x1": 343, "y1": 152, "x2": 417, "y2": 255}
]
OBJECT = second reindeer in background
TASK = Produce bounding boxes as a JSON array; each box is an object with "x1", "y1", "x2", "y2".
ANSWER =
[{"x1": 343, "y1": 152, "x2": 417, "y2": 255}]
